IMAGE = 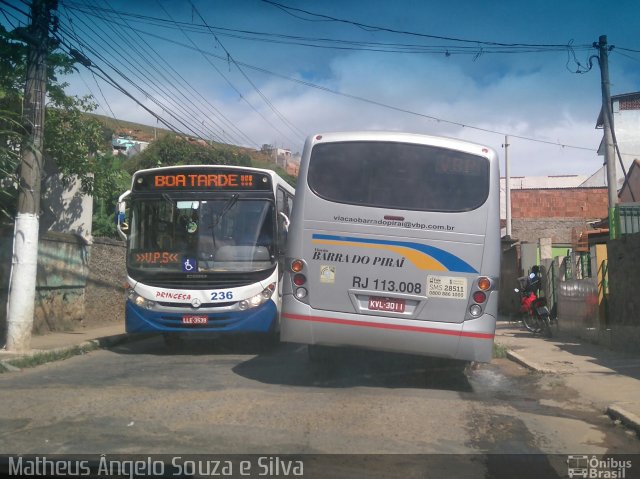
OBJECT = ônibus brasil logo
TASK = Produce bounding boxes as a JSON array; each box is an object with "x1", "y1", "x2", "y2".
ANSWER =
[{"x1": 567, "y1": 455, "x2": 632, "y2": 479}]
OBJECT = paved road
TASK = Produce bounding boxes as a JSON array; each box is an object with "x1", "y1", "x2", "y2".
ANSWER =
[{"x1": 0, "y1": 335, "x2": 638, "y2": 477}]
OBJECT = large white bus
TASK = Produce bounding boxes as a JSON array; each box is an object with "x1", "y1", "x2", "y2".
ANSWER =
[
  {"x1": 281, "y1": 132, "x2": 500, "y2": 362},
  {"x1": 117, "y1": 165, "x2": 294, "y2": 346}
]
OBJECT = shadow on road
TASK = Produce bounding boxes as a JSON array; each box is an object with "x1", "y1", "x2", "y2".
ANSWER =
[
  {"x1": 112, "y1": 334, "x2": 473, "y2": 391},
  {"x1": 113, "y1": 332, "x2": 280, "y2": 356},
  {"x1": 233, "y1": 343, "x2": 473, "y2": 392}
]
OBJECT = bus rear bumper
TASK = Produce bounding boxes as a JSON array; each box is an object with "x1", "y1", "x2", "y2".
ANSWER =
[
  {"x1": 281, "y1": 300, "x2": 496, "y2": 362},
  {"x1": 125, "y1": 300, "x2": 278, "y2": 335}
]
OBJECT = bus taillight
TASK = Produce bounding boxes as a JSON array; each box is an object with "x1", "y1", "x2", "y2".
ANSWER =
[
  {"x1": 472, "y1": 291, "x2": 487, "y2": 304},
  {"x1": 290, "y1": 259, "x2": 308, "y2": 299},
  {"x1": 477, "y1": 277, "x2": 491, "y2": 291}
]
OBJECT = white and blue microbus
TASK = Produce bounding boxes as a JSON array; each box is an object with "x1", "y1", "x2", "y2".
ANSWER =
[
  {"x1": 117, "y1": 165, "x2": 294, "y2": 346},
  {"x1": 281, "y1": 132, "x2": 500, "y2": 363}
]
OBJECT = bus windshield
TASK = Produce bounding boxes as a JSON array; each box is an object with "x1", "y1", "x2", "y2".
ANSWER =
[{"x1": 128, "y1": 196, "x2": 275, "y2": 273}]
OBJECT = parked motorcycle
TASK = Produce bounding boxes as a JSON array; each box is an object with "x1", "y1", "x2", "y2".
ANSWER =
[{"x1": 515, "y1": 272, "x2": 553, "y2": 337}]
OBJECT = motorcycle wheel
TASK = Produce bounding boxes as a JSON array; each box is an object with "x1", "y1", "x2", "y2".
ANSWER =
[
  {"x1": 522, "y1": 313, "x2": 541, "y2": 333},
  {"x1": 539, "y1": 314, "x2": 552, "y2": 338}
]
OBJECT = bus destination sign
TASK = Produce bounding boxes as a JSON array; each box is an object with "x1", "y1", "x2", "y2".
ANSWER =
[{"x1": 133, "y1": 169, "x2": 272, "y2": 191}]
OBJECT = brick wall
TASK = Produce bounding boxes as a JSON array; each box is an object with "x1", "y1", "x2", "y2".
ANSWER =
[
  {"x1": 512, "y1": 218, "x2": 593, "y2": 244},
  {"x1": 511, "y1": 188, "x2": 608, "y2": 219}
]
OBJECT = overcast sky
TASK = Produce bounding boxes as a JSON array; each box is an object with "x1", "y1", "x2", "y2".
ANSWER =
[{"x1": 4, "y1": 0, "x2": 640, "y2": 176}]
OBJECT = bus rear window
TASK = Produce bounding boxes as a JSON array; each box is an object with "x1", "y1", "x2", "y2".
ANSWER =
[{"x1": 307, "y1": 141, "x2": 490, "y2": 212}]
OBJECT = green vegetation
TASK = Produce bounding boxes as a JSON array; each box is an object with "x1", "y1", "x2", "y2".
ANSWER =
[
  {"x1": 0, "y1": 23, "x2": 296, "y2": 238},
  {"x1": 121, "y1": 134, "x2": 252, "y2": 173},
  {"x1": 0, "y1": 342, "x2": 100, "y2": 373},
  {"x1": 0, "y1": 23, "x2": 113, "y2": 225},
  {"x1": 493, "y1": 342, "x2": 509, "y2": 359}
]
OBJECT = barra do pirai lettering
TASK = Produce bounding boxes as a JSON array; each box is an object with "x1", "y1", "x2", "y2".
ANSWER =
[{"x1": 312, "y1": 249, "x2": 405, "y2": 268}]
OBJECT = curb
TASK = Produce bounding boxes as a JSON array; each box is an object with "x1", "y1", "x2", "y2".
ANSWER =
[
  {"x1": 506, "y1": 349, "x2": 557, "y2": 374},
  {"x1": 0, "y1": 333, "x2": 134, "y2": 373},
  {"x1": 606, "y1": 404, "x2": 640, "y2": 436}
]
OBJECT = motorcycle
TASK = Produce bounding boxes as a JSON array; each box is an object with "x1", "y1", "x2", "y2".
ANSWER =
[{"x1": 515, "y1": 273, "x2": 553, "y2": 337}]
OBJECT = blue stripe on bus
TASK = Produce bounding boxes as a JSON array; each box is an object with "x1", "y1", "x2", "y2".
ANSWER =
[{"x1": 311, "y1": 233, "x2": 478, "y2": 273}]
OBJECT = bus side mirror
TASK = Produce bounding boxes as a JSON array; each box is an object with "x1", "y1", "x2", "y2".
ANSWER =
[
  {"x1": 278, "y1": 211, "x2": 290, "y2": 233},
  {"x1": 277, "y1": 212, "x2": 290, "y2": 256},
  {"x1": 116, "y1": 199, "x2": 129, "y2": 240}
]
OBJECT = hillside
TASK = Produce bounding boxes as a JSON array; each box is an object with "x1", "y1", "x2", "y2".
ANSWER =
[{"x1": 87, "y1": 112, "x2": 296, "y2": 184}]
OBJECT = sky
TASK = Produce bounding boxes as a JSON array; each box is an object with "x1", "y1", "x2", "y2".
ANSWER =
[{"x1": 3, "y1": 0, "x2": 640, "y2": 177}]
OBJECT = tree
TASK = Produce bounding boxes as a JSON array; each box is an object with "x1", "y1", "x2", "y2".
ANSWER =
[
  {"x1": 44, "y1": 96, "x2": 112, "y2": 194},
  {"x1": 0, "y1": 24, "x2": 109, "y2": 222},
  {"x1": 122, "y1": 134, "x2": 252, "y2": 173},
  {"x1": 91, "y1": 153, "x2": 130, "y2": 238}
]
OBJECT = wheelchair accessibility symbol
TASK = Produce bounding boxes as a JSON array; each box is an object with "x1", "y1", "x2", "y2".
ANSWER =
[{"x1": 182, "y1": 257, "x2": 197, "y2": 272}]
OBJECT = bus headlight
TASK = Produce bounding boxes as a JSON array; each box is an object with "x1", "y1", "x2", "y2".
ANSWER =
[
  {"x1": 129, "y1": 291, "x2": 156, "y2": 310},
  {"x1": 239, "y1": 283, "x2": 276, "y2": 310}
]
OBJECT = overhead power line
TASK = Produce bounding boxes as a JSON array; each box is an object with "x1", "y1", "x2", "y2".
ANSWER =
[
  {"x1": 57, "y1": 1, "x2": 243, "y2": 144},
  {"x1": 84, "y1": 0, "x2": 251, "y2": 146},
  {"x1": 55, "y1": 21, "x2": 207, "y2": 139},
  {"x1": 131, "y1": 29, "x2": 601, "y2": 153},
  {"x1": 58, "y1": 0, "x2": 304, "y2": 147},
  {"x1": 6, "y1": 1, "x2": 637, "y2": 155},
  {"x1": 261, "y1": 0, "x2": 592, "y2": 50},
  {"x1": 152, "y1": 0, "x2": 280, "y2": 147},
  {"x1": 60, "y1": 1, "x2": 595, "y2": 56},
  {"x1": 186, "y1": 0, "x2": 304, "y2": 146},
  {"x1": 59, "y1": 5, "x2": 122, "y2": 131}
]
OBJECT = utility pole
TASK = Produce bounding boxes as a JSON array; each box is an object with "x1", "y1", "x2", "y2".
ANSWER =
[
  {"x1": 597, "y1": 35, "x2": 617, "y2": 217},
  {"x1": 5, "y1": 0, "x2": 55, "y2": 352},
  {"x1": 504, "y1": 135, "x2": 512, "y2": 239}
]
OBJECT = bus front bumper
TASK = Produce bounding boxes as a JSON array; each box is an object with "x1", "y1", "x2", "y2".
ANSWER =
[{"x1": 125, "y1": 299, "x2": 278, "y2": 335}]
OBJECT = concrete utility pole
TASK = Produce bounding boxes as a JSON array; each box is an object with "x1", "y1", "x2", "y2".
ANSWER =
[
  {"x1": 597, "y1": 35, "x2": 617, "y2": 213},
  {"x1": 503, "y1": 135, "x2": 512, "y2": 238},
  {"x1": 5, "y1": 0, "x2": 55, "y2": 352}
]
